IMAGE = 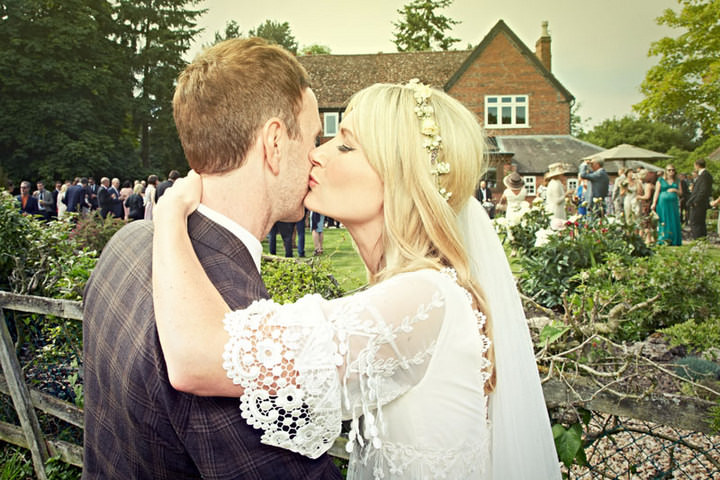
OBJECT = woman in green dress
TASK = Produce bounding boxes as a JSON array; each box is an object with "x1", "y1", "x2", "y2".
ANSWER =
[{"x1": 652, "y1": 164, "x2": 683, "y2": 246}]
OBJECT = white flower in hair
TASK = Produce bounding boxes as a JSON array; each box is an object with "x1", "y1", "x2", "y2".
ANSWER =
[{"x1": 406, "y1": 78, "x2": 451, "y2": 201}]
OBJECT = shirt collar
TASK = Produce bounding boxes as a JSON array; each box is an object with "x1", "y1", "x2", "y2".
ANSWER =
[{"x1": 196, "y1": 203, "x2": 262, "y2": 273}]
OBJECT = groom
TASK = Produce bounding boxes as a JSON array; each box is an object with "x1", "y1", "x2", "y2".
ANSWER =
[{"x1": 83, "y1": 38, "x2": 340, "y2": 479}]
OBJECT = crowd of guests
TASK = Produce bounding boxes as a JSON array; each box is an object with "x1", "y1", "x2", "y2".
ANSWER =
[
  {"x1": 7, "y1": 170, "x2": 181, "y2": 222},
  {"x1": 486, "y1": 157, "x2": 716, "y2": 247}
]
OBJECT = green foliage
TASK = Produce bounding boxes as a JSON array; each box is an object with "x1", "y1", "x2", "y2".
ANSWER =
[
  {"x1": 67, "y1": 211, "x2": 126, "y2": 257},
  {"x1": 577, "y1": 115, "x2": 697, "y2": 152},
  {"x1": 392, "y1": 0, "x2": 460, "y2": 52},
  {"x1": 261, "y1": 256, "x2": 345, "y2": 304},
  {"x1": 711, "y1": 401, "x2": 720, "y2": 433},
  {"x1": 662, "y1": 317, "x2": 720, "y2": 354},
  {"x1": 115, "y1": 0, "x2": 205, "y2": 171},
  {"x1": 634, "y1": 0, "x2": 720, "y2": 139},
  {"x1": 569, "y1": 244, "x2": 720, "y2": 341},
  {"x1": 248, "y1": 19, "x2": 298, "y2": 54},
  {"x1": 0, "y1": 446, "x2": 33, "y2": 479},
  {"x1": 505, "y1": 202, "x2": 550, "y2": 253},
  {"x1": 552, "y1": 410, "x2": 589, "y2": 470},
  {"x1": 517, "y1": 215, "x2": 651, "y2": 309},
  {"x1": 213, "y1": 20, "x2": 242, "y2": 44},
  {"x1": 0, "y1": 0, "x2": 137, "y2": 182},
  {"x1": 44, "y1": 455, "x2": 81, "y2": 480},
  {"x1": 673, "y1": 356, "x2": 720, "y2": 382},
  {"x1": 300, "y1": 44, "x2": 332, "y2": 56}
]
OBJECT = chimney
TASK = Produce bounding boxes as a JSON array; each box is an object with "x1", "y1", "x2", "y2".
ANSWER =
[{"x1": 535, "y1": 21, "x2": 551, "y2": 71}]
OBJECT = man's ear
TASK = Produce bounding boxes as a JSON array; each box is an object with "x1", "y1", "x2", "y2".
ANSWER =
[{"x1": 261, "y1": 117, "x2": 284, "y2": 176}]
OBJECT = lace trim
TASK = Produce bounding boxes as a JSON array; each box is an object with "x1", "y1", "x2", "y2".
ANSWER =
[{"x1": 351, "y1": 435, "x2": 491, "y2": 479}]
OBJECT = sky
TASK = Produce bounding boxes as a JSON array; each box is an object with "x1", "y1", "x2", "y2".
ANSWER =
[{"x1": 188, "y1": 0, "x2": 680, "y2": 129}]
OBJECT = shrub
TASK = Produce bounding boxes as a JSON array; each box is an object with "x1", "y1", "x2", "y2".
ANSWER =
[
  {"x1": 67, "y1": 210, "x2": 126, "y2": 254},
  {"x1": 661, "y1": 317, "x2": 720, "y2": 355},
  {"x1": 568, "y1": 243, "x2": 720, "y2": 341},
  {"x1": 261, "y1": 256, "x2": 345, "y2": 304},
  {"x1": 518, "y1": 215, "x2": 651, "y2": 309}
]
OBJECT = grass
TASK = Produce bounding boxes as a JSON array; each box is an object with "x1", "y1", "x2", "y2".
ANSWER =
[{"x1": 262, "y1": 226, "x2": 367, "y2": 292}]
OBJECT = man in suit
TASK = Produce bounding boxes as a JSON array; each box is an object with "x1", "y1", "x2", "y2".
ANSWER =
[
  {"x1": 155, "y1": 169, "x2": 180, "y2": 203},
  {"x1": 83, "y1": 38, "x2": 340, "y2": 480},
  {"x1": 476, "y1": 179, "x2": 495, "y2": 218},
  {"x1": 63, "y1": 177, "x2": 89, "y2": 214},
  {"x1": 579, "y1": 157, "x2": 610, "y2": 218},
  {"x1": 16, "y1": 181, "x2": 40, "y2": 216},
  {"x1": 34, "y1": 180, "x2": 54, "y2": 221},
  {"x1": 97, "y1": 177, "x2": 121, "y2": 219},
  {"x1": 687, "y1": 158, "x2": 713, "y2": 239},
  {"x1": 86, "y1": 177, "x2": 99, "y2": 211}
]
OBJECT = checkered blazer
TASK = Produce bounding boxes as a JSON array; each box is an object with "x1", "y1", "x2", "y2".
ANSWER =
[{"x1": 82, "y1": 212, "x2": 340, "y2": 479}]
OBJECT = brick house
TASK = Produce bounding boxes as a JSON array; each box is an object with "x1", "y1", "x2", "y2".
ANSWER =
[{"x1": 297, "y1": 20, "x2": 612, "y2": 200}]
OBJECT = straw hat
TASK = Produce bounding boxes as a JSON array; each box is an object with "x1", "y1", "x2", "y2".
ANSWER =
[
  {"x1": 544, "y1": 162, "x2": 572, "y2": 180},
  {"x1": 503, "y1": 172, "x2": 524, "y2": 190}
]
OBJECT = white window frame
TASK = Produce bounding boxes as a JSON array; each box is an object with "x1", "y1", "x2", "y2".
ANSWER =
[
  {"x1": 567, "y1": 178, "x2": 578, "y2": 193},
  {"x1": 523, "y1": 176, "x2": 536, "y2": 195},
  {"x1": 323, "y1": 112, "x2": 339, "y2": 137},
  {"x1": 484, "y1": 95, "x2": 529, "y2": 128}
]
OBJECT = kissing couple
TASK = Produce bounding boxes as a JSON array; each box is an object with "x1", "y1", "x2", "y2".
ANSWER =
[{"x1": 83, "y1": 37, "x2": 561, "y2": 479}]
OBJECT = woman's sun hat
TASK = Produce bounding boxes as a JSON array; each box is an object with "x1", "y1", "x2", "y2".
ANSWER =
[{"x1": 503, "y1": 171, "x2": 524, "y2": 190}]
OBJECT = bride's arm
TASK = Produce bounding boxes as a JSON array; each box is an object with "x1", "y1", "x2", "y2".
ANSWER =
[{"x1": 152, "y1": 171, "x2": 241, "y2": 396}]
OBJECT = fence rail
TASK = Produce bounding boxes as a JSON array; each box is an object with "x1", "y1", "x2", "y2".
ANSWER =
[{"x1": 0, "y1": 291, "x2": 717, "y2": 478}]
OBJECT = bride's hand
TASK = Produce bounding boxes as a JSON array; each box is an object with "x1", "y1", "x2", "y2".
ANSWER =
[{"x1": 155, "y1": 170, "x2": 202, "y2": 221}]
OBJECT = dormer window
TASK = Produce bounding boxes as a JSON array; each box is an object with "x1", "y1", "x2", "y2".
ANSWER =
[{"x1": 485, "y1": 95, "x2": 529, "y2": 128}]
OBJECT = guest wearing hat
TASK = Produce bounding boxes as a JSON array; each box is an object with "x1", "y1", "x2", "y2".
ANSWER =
[
  {"x1": 498, "y1": 171, "x2": 529, "y2": 227},
  {"x1": 544, "y1": 163, "x2": 571, "y2": 222}
]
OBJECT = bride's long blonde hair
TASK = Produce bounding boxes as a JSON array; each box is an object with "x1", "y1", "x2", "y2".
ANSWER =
[{"x1": 346, "y1": 83, "x2": 495, "y2": 388}]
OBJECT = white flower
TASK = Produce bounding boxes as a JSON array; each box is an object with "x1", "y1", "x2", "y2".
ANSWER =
[{"x1": 421, "y1": 117, "x2": 439, "y2": 136}]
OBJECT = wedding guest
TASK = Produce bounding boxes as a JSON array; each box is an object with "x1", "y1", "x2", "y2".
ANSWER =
[
  {"x1": 687, "y1": 158, "x2": 713, "y2": 239},
  {"x1": 152, "y1": 81, "x2": 561, "y2": 479},
  {"x1": 544, "y1": 162, "x2": 570, "y2": 222},
  {"x1": 652, "y1": 164, "x2": 682, "y2": 246},
  {"x1": 144, "y1": 174, "x2": 158, "y2": 220},
  {"x1": 16, "y1": 181, "x2": 40, "y2": 216}
]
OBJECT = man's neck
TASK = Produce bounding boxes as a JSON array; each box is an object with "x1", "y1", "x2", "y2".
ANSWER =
[{"x1": 200, "y1": 171, "x2": 272, "y2": 242}]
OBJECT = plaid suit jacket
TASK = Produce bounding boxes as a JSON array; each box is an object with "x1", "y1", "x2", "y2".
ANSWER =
[{"x1": 83, "y1": 212, "x2": 340, "y2": 480}]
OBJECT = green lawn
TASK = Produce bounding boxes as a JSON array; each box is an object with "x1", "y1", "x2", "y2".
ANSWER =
[{"x1": 262, "y1": 227, "x2": 367, "y2": 292}]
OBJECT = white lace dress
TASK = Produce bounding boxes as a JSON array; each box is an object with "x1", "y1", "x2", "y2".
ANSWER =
[{"x1": 222, "y1": 268, "x2": 492, "y2": 479}]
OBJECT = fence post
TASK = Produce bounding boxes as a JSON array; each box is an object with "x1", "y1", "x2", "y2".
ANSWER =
[{"x1": 0, "y1": 308, "x2": 50, "y2": 480}]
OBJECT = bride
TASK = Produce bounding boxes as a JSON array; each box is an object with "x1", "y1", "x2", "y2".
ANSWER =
[{"x1": 152, "y1": 81, "x2": 561, "y2": 479}]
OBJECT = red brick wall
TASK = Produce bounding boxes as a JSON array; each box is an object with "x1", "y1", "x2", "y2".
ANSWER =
[{"x1": 447, "y1": 32, "x2": 571, "y2": 136}]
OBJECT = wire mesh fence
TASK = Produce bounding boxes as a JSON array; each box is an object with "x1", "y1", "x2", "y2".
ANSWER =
[{"x1": 565, "y1": 412, "x2": 720, "y2": 479}]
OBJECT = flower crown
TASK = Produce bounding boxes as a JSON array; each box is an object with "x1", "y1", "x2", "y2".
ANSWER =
[{"x1": 407, "y1": 79, "x2": 451, "y2": 201}]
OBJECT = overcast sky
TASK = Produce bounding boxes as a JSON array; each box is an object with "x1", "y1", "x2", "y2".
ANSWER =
[{"x1": 188, "y1": 0, "x2": 679, "y2": 129}]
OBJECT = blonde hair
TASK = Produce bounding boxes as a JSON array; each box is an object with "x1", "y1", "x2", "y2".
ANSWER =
[{"x1": 346, "y1": 83, "x2": 494, "y2": 387}]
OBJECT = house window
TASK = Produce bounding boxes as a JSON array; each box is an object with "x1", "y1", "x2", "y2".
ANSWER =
[
  {"x1": 523, "y1": 176, "x2": 536, "y2": 195},
  {"x1": 567, "y1": 178, "x2": 578, "y2": 193},
  {"x1": 323, "y1": 112, "x2": 339, "y2": 136},
  {"x1": 485, "y1": 95, "x2": 528, "y2": 128}
]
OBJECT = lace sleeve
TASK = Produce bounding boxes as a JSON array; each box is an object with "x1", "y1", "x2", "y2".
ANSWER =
[{"x1": 221, "y1": 271, "x2": 446, "y2": 458}]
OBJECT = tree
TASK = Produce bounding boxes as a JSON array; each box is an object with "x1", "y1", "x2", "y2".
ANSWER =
[
  {"x1": 392, "y1": 0, "x2": 460, "y2": 52},
  {"x1": 300, "y1": 44, "x2": 331, "y2": 56},
  {"x1": 248, "y1": 20, "x2": 297, "y2": 54},
  {"x1": 114, "y1": 0, "x2": 206, "y2": 170},
  {"x1": 634, "y1": 0, "x2": 720, "y2": 140},
  {"x1": 213, "y1": 20, "x2": 242, "y2": 44},
  {"x1": 0, "y1": 0, "x2": 136, "y2": 182},
  {"x1": 578, "y1": 115, "x2": 697, "y2": 153}
]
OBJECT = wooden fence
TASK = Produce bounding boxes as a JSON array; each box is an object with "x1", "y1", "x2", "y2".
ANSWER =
[{"x1": 0, "y1": 291, "x2": 716, "y2": 478}]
